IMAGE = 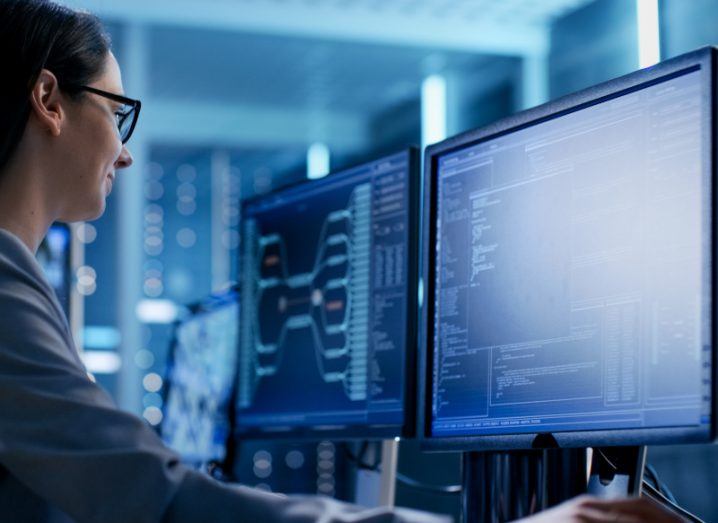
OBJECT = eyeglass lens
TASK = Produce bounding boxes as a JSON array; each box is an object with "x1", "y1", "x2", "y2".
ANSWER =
[{"x1": 118, "y1": 105, "x2": 136, "y2": 143}]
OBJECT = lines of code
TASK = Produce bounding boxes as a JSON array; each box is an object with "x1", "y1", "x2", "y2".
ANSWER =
[{"x1": 432, "y1": 70, "x2": 711, "y2": 437}]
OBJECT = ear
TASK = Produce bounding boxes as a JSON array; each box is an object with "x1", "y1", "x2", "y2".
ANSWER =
[{"x1": 28, "y1": 69, "x2": 65, "y2": 138}]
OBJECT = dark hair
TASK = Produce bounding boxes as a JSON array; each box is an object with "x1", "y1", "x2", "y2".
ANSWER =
[{"x1": 0, "y1": 0, "x2": 110, "y2": 173}]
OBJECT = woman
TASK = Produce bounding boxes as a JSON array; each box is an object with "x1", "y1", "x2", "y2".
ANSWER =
[{"x1": 0, "y1": 1, "x2": 683, "y2": 522}]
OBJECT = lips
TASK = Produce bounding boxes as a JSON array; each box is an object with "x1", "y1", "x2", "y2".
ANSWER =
[{"x1": 106, "y1": 173, "x2": 115, "y2": 194}]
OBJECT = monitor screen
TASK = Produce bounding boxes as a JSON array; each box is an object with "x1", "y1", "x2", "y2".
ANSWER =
[
  {"x1": 424, "y1": 53, "x2": 714, "y2": 448},
  {"x1": 37, "y1": 223, "x2": 72, "y2": 318},
  {"x1": 162, "y1": 289, "x2": 239, "y2": 466},
  {"x1": 235, "y1": 149, "x2": 418, "y2": 438}
]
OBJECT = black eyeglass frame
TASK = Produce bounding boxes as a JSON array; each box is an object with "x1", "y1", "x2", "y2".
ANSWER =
[{"x1": 74, "y1": 85, "x2": 142, "y2": 144}]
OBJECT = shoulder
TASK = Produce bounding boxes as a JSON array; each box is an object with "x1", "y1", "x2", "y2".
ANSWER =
[
  {"x1": 0, "y1": 229, "x2": 79, "y2": 371},
  {"x1": 0, "y1": 230, "x2": 62, "y2": 320},
  {"x1": 0, "y1": 228, "x2": 57, "y2": 301}
]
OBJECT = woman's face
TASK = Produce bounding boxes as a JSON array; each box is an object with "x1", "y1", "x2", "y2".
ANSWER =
[{"x1": 55, "y1": 52, "x2": 133, "y2": 223}]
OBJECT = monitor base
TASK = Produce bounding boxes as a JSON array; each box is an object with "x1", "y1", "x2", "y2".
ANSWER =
[
  {"x1": 461, "y1": 446, "x2": 646, "y2": 522},
  {"x1": 587, "y1": 446, "x2": 646, "y2": 499},
  {"x1": 461, "y1": 449, "x2": 547, "y2": 522},
  {"x1": 354, "y1": 439, "x2": 399, "y2": 508}
]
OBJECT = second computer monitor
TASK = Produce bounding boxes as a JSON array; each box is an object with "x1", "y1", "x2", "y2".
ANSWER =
[
  {"x1": 235, "y1": 149, "x2": 419, "y2": 439},
  {"x1": 420, "y1": 48, "x2": 715, "y2": 451}
]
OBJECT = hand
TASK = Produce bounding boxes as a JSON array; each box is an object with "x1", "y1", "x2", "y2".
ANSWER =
[{"x1": 517, "y1": 495, "x2": 685, "y2": 522}]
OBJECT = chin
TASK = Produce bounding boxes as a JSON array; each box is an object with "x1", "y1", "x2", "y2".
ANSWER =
[
  {"x1": 87, "y1": 200, "x2": 107, "y2": 221},
  {"x1": 59, "y1": 198, "x2": 106, "y2": 223}
]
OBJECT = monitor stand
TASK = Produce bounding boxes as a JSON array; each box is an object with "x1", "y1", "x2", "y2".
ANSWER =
[
  {"x1": 461, "y1": 449, "x2": 549, "y2": 522},
  {"x1": 587, "y1": 446, "x2": 646, "y2": 499},
  {"x1": 353, "y1": 439, "x2": 399, "y2": 508},
  {"x1": 461, "y1": 445, "x2": 646, "y2": 522}
]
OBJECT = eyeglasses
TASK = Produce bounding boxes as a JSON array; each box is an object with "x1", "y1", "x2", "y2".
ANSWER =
[{"x1": 75, "y1": 86, "x2": 142, "y2": 144}]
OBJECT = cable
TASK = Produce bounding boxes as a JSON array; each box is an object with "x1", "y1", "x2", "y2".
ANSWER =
[
  {"x1": 343, "y1": 443, "x2": 461, "y2": 495},
  {"x1": 395, "y1": 472, "x2": 462, "y2": 494},
  {"x1": 642, "y1": 464, "x2": 661, "y2": 494},
  {"x1": 595, "y1": 449, "x2": 701, "y2": 522},
  {"x1": 343, "y1": 442, "x2": 381, "y2": 472},
  {"x1": 642, "y1": 481, "x2": 705, "y2": 523},
  {"x1": 595, "y1": 448, "x2": 619, "y2": 473},
  {"x1": 643, "y1": 463, "x2": 677, "y2": 504}
]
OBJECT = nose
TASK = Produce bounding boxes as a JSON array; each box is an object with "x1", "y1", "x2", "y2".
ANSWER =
[{"x1": 115, "y1": 145, "x2": 134, "y2": 170}]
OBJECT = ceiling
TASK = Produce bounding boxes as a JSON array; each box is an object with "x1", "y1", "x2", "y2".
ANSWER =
[
  {"x1": 193, "y1": 0, "x2": 594, "y2": 27},
  {"x1": 71, "y1": 0, "x2": 597, "y2": 55},
  {"x1": 70, "y1": 0, "x2": 599, "y2": 172},
  {"x1": 147, "y1": 27, "x2": 502, "y2": 110}
]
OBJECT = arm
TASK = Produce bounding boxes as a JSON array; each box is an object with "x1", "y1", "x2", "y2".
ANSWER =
[
  {"x1": 0, "y1": 273, "x2": 186, "y2": 523},
  {"x1": 0, "y1": 268, "x2": 450, "y2": 523},
  {"x1": 164, "y1": 473, "x2": 451, "y2": 523}
]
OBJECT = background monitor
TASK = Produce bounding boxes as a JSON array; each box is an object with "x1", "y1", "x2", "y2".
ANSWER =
[
  {"x1": 37, "y1": 223, "x2": 72, "y2": 319},
  {"x1": 420, "y1": 48, "x2": 715, "y2": 451},
  {"x1": 235, "y1": 149, "x2": 419, "y2": 439},
  {"x1": 161, "y1": 288, "x2": 239, "y2": 467}
]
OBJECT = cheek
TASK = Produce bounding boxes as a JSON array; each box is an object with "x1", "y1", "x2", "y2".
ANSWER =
[
  {"x1": 64, "y1": 108, "x2": 122, "y2": 180},
  {"x1": 93, "y1": 121, "x2": 122, "y2": 170}
]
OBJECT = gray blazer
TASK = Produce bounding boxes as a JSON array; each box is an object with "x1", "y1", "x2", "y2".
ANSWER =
[{"x1": 0, "y1": 228, "x2": 450, "y2": 523}]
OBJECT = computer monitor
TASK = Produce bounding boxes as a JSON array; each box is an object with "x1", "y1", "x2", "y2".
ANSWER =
[
  {"x1": 161, "y1": 288, "x2": 239, "y2": 468},
  {"x1": 235, "y1": 149, "x2": 419, "y2": 439},
  {"x1": 37, "y1": 223, "x2": 72, "y2": 318},
  {"x1": 419, "y1": 47, "x2": 716, "y2": 451}
]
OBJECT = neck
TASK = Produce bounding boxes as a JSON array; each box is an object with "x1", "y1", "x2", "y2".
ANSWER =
[{"x1": 0, "y1": 156, "x2": 57, "y2": 254}]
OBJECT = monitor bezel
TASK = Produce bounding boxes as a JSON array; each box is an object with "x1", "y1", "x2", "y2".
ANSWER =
[
  {"x1": 233, "y1": 147, "x2": 421, "y2": 441},
  {"x1": 160, "y1": 286, "x2": 240, "y2": 465},
  {"x1": 418, "y1": 47, "x2": 718, "y2": 452}
]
